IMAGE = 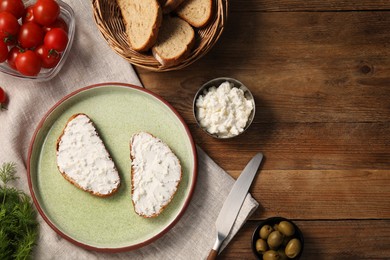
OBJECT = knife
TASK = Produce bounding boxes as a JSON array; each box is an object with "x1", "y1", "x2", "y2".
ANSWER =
[{"x1": 207, "y1": 153, "x2": 263, "y2": 260}]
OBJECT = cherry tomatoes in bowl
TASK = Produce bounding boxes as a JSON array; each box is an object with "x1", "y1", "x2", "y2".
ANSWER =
[
  {"x1": 33, "y1": 0, "x2": 60, "y2": 26},
  {"x1": 7, "y1": 46, "x2": 20, "y2": 69},
  {"x1": 44, "y1": 28, "x2": 67, "y2": 52},
  {"x1": 0, "y1": 0, "x2": 25, "y2": 19},
  {"x1": 22, "y1": 5, "x2": 36, "y2": 24},
  {"x1": 0, "y1": 0, "x2": 74, "y2": 80},
  {"x1": 15, "y1": 50, "x2": 42, "y2": 76},
  {"x1": 35, "y1": 45, "x2": 61, "y2": 68},
  {"x1": 43, "y1": 17, "x2": 68, "y2": 33},
  {"x1": 0, "y1": 41, "x2": 8, "y2": 62},
  {"x1": 0, "y1": 11, "x2": 20, "y2": 45},
  {"x1": 18, "y1": 22, "x2": 44, "y2": 49}
]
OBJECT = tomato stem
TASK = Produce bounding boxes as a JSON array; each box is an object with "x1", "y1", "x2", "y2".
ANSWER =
[{"x1": 47, "y1": 49, "x2": 59, "y2": 58}]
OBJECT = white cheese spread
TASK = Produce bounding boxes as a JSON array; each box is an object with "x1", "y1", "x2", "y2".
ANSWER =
[
  {"x1": 195, "y1": 81, "x2": 254, "y2": 138},
  {"x1": 56, "y1": 114, "x2": 120, "y2": 195},
  {"x1": 131, "y1": 132, "x2": 181, "y2": 217}
]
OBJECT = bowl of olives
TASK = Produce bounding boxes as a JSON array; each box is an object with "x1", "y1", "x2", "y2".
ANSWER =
[{"x1": 252, "y1": 217, "x2": 304, "y2": 260}]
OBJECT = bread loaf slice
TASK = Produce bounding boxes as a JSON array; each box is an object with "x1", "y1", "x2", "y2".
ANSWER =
[
  {"x1": 176, "y1": 0, "x2": 213, "y2": 28},
  {"x1": 152, "y1": 16, "x2": 195, "y2": 66},
  {"x1": 130, "y1": 132, "x2": 182, "y2": 218},
  {"x1": 116, "y1": 0, "x2": 162, "y2": 52},
  {"x1": 162, "y1": 0, "x2": 186, "y2": 14},
  {"x1": 56, "y1": 114, "x2": 121, "y2": 197}
]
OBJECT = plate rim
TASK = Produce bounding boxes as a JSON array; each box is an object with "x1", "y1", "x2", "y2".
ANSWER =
[{"x1": 27, "y1": 82, "x2": 198, "y2": 253}]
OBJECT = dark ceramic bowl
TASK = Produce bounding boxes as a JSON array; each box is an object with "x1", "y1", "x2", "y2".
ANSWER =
[{"x1": 251, "y1": 217, "x2": 304, "y2": 260}]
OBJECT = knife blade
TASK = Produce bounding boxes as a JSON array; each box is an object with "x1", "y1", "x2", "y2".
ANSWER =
[{"x1": 207, "y1": 153, "x2": 263, "y2": 260}]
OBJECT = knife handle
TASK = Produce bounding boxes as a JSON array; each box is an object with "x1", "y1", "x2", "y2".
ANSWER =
[{"x1": 207, "y1": 249, "x2": 218, "y2": 260}]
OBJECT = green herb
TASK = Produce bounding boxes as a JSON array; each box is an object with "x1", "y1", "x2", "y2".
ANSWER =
[{"x1": 0, "y1": 162, "x2": 38, "y2": 260}]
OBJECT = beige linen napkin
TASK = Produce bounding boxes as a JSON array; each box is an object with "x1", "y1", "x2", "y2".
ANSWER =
[{"x1": 0, "y1": 0, "x2": 258, "y2": 259}]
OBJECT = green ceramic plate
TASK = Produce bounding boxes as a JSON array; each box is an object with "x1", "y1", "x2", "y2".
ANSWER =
[{"x1": 27, "y1": 83, "x2": 197, "y2": 252}]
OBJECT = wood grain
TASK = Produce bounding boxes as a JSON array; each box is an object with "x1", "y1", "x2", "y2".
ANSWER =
[
  {"x1": 230, "y1": 0, "x2": 390, "y2": 12},
  {"x1": 219, "y1": 220, "x2": 390, "y2": 259},
  {"x1": 139, "y1": 11, "x2": 390, "y2": 122},
  {"x1": 246, "y1": 170, "x2": 390, "y2": 219},
  {"x1": 138, "y1": 11, "x2": 390, "y2": 172},
  {"x1": 135, "y1": 5, "x2": 390, "y2": 260}
]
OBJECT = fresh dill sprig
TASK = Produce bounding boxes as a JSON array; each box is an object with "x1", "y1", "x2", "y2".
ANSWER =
[
  {"x1": 0, "y1": 162, "x2": 18, "y2": 186},
  {"x1": 0, "y1": 162, "x2": 38, "y2": 260}
]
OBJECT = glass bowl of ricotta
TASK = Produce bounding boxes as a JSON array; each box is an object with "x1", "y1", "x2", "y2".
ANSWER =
[{"x1": 193, "y1": 77, "x2": 256, "y2": 139}]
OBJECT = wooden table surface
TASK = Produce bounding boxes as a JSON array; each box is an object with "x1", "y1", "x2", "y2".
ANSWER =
[{"x1": 135, "y1": 1, "x2": 390, "y2": 259}]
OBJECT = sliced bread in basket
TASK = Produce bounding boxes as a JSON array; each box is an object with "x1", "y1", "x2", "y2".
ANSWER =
[
  {"x1": 176, "y1": 0, "x2": 213, "y2": 28},
  {"x1": 116, "y1": 0, "x2": 162, "y2": 52},
  {"x1": 152, "y1": 16, "x2": 195, "y2": 66}
]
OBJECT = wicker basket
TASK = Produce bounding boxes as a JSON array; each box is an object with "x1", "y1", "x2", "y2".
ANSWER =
[{"x1": 92, "y1": 0, "x2": 228, "y2": 72}]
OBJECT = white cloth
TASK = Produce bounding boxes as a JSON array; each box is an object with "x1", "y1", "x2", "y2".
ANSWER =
[{"x1": 0, "y1": 0, "x2": 258, "y2": 259}]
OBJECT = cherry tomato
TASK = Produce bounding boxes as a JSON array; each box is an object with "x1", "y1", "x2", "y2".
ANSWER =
[
  {"x1": 33, "y1": 0, "x2": 59, "y2": 26},
  {"x1": 15, "y1": 50, "x2": 41, "y2": 76},
  {"x1": 0, "y1": 12, "x2": 20, "y2": 45},
  {"x1": 35, "y1": 45, "x2": 60, "y2": 68},
  {"x1": 18, "y1": 22, "x2": 44, "y2": 49},
  {"x1": 0, "y1": 0, "x2": 25, "y2": 19},
  {"x1": 0, "y1": 40, "x2": 8, "y2": 62},
  {"x1": 44, "y1": 27, "x2": 67, "y2": 52},
  {"x1": 0, "y1": 86, "x2": 6, "y2": 102},
  {"x1": 43, "y1": 17, "x2": 68, "y2": 33},
  {"x1": 7, "y1": 45, "x2": 20, "y2": 69},
  {"x1": 22, "y1": 5, "x2": 36, "y2": 24},
  {"x1": 0, "y1": 87, "x2": 7, "y2": 109}
]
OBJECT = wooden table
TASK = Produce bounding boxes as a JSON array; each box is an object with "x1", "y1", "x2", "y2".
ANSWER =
[{"x1": 136, "y1": 1, "x2": 390, "y2": 259}]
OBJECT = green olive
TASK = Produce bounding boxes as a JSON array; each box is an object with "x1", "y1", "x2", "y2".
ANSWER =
[
  {"x1": 263, "y1": 250, "x2": 281, "y2": 260},
  {"x1": 277, "y1": 249, "x2": 288, "y2": 260},
  {"x1": 267, "y1": 231, "x2": 284, "y2": 250},
  {"x1": 285, "y1": 238, "x2": 302, "y2": 258},
  {"x1": 255, "y1": 238, "x2": 268, "y2": 254},
  {"x1": 278, "y1": 221, "x2": 295, "y2": 237},
  {"x1": 260, "y1": 225, "x2": 274, "y2": 240}
]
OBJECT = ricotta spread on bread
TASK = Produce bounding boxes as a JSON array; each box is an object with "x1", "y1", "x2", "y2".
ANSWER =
[
  {"x1": 130, "y1": 132, "x2": 182, "y2": 218},
  {"x1": 56, "y1": 114, "x2": 120, "y2": 197},
  {"x1": 196, "y1": 81, "x2": 254, "y2": 138}
]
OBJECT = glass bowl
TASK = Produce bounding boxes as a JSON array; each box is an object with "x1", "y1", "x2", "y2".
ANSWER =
[
  {"x1": 193, "y1": 77, "x2": 256, "y2": 139},
  {"x1": 251, "y1": 217, "x2": 304, "y2": 260},
  {"x1": 0, "y1": 0, "x2": 75, "y2": 81}
]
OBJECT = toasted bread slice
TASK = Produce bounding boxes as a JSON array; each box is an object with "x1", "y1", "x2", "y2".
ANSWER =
[
  {"x1": 116, "y1": 0, "x2": 162, "y2": 52},
  {"x1": 130, "y1": 132, "x2": 182, "y2": 218},
  {"x1": 152, "y1": 16, "x2": 195, "y2": 66},
  {"x1": 176, "y1": 0, "x2": 213, "y2": 28},
  {"x1": 56, "y1": 114, "x2": 120, "y2": 197},
  {"x1": 162, "y1": 0, "x2": 186, "y2": 14}
]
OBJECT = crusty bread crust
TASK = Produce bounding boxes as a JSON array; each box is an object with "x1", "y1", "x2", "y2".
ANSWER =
[
  {"x1": 176, "y1": 0, "x2": 213, "y2": 28},
  {"x1": 56, "y1": 113, "x2": 120, "y2": 197},
  {"x1": 130, "y1": 132, "x2": 182, "y2": 218},
  {"x1": 152, "y1": 17, "x2": 195, "y2": 67},
  {"x1": 116, "y1": 0, "x2": 162, "y2": 52}
]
